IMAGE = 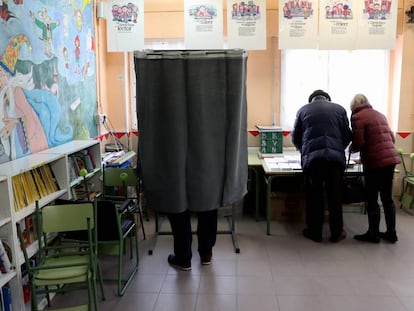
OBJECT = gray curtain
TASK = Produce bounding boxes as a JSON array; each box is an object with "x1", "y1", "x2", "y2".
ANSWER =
[{"x1": 134, "y1": 50, "x2": 248, "y2": 214}]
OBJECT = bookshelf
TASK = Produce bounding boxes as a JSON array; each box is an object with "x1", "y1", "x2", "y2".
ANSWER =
[{"x1": 0, "y1": 139, "x2": 101, "y2": 310}]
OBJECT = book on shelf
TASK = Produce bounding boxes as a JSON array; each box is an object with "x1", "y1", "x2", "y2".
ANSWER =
[
  {"x1": 71, "y1": 183, "x2": 98, "y2": 202},
  {"x1": 1, "y1": 286, "x2": 12, "y2": 311},
  {"x1": 0, "y1": 240, "x2": 12, "y2": 274},
  {"x1": 24, "y1": 171, "x2": 40, "y2": 203},
  {"x1": 31, "y1": 168, "x2": 48, "y2": 197},
  {"x1": 19, "y1": 173, "x2": 33, "y2": 206},
  {"x1": 11, "y1": 175, "x2": 26, "y2": 211},
  {"x1": 69, "y1": 156, "x2": 79, "y2": 182},
  {"x1": 38, "y1": 164, "x2": 59, "y2": 194},
  {"x1": 25, "y1": 215, "x2": 36, "y2": 244}
]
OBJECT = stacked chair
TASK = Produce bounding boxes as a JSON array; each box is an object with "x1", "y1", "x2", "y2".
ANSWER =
[
  {"x1": 99, "y1": 167, "x2": 143, "y2": 296},
  {"x1": 17, "y1": 201, "x2": 102, "y2": 311}
]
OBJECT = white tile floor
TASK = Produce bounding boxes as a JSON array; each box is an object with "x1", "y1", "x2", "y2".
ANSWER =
[{"x1": 51, "y1": 205, "x2": 414, "y2": 311}]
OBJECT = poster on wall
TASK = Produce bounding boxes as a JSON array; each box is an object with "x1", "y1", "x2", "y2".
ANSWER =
[
  {"x1": 355, "y1": 0, "x2": 397, "y2": 49},
  {"x1": 184, "y1": 0, "x2": 223, "y2": 50},
  {"x1": 227, "y1": 0, "x2": 267, "y2": 50},
  {"x1": 318, "y1": 0, "x2": 358, "y2": 49},
  {"x1": 0, "y1": 0, "x2": 98, "y2": 164},
  {"x1": 106, "y1": 0, "x2": 144, "y2": 52},
  {"x1": 278, "y1": 0, "x2": 319, "y2": 49}
]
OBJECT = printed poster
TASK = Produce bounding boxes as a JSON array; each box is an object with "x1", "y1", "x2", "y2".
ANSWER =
[
  {"x1": 184, "y1": 0, "x2": 223, "y2": 50},
  {"x1": 278, "y1": 0, "x2": 319, "y2": 49},
  {"x1": 355, "y1": 0, "x2": 397, "y2": 49},
  {"x1": 227, "y1": 0, "x2": 267, "y2": 50},
  {"x1": 106, "y1": 0, "x2": 144, "y2": 52},
  {"x1": 318, "y1": 0, "x2": 357, "y2": 49}
]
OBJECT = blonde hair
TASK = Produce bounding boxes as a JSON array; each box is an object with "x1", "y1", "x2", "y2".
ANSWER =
[{"x1": 350, "y1": 94, "x2": 369, "y2": 111}]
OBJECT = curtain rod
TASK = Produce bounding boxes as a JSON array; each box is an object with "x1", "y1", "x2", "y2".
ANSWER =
[{"x1": 134, "y1": 49, "x2": 247, "y2": 59}]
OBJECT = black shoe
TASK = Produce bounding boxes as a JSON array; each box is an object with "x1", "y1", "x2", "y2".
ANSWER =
[
  {"x1": 200, "y1": 254, "x2": 212, "y2": 265},
  {"x1": 354, "y1": 232, "x2": 380, "y2": 243},
  {"x1": 167, "y1": 254, "x2": 191, "y2": 271},
  {"x1": 302, "y1": 228, "x2": 322, "y2": 243},
  {"x1": 379, "y1": 231, "x2": 398, "y2": 243},
  {"x1": 330, "y1": 230, "x2": 347, "y2": 243}
]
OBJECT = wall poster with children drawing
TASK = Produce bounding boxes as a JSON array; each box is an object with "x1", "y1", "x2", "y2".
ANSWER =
[{"x1": 0, "y1": 0, "x2": 98, "y2": 165}]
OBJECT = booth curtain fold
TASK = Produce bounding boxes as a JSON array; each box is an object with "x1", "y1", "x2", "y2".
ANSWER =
[{"x1": 134, "y1": 50, "x2": 248, "y2": 214}]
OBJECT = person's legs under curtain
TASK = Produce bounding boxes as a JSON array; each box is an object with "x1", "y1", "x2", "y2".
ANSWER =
[
  {"x1": 196, "y1": 209, "x2": 218, "y2": 264},
  {"x1": 167, "y1": 210, "x2": 192, "y2": 270}
]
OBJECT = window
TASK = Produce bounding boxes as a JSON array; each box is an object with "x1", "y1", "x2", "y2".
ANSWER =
[{"x1": 280, "y1": 49, "x2": 390, "y2": 130}]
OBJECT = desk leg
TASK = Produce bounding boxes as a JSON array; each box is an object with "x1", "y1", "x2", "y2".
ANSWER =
[
  {"x1": 248, "y1": 166, "x2": 260, "y2": 221},
  {"x1": 265, "y1": 175, "x2": 275, "y2": 235}
]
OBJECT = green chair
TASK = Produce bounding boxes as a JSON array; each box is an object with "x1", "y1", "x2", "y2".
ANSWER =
[
  {"x1": 96, "y1": 199, "x2": 139, "y2": 296},
  {"x1": 17, "y1": 201, "x2": 100, "y2": 311},
  {"x1": 102, "y1": 167, "x2": 146, "y2": 240},
  {"x1": 397, "y1": 149, "x2": 414, "y2": 211}
]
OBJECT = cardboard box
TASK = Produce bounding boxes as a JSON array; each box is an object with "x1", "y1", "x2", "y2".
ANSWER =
[{"x1": 271, "y1": 192, "x2": 306, "y2": 222}]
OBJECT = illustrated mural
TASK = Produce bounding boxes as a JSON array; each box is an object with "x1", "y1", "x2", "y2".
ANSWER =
[{"x1": 0, "y1": 0, "x2": 97, "y2": 164}]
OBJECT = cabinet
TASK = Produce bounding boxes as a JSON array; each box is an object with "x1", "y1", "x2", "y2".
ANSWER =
[{"x1": 0, "y1": 139, "x2": 101, "y2": 310}]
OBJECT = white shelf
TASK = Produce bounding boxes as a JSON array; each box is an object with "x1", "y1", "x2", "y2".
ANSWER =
[
  {"x1": 0, "y1": 139, "x2": 102, "y2": 310},
  {"x1": 0, "y1": 153, "x2": 63, "y2": 176},
  {"x1": 0, "y1": 271, "x2": 17, "y2": 288},
  {"x1": 38, "y1": 140, "x2": 99, "y2": 156}
]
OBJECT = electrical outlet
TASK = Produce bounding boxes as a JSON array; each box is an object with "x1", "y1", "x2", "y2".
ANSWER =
[
  {"x1": 94, "y1": 114, "x2": 107, "y2": 125},
  {"x1": 99, "y1": 114, "x2": 107, "y2": 124}
]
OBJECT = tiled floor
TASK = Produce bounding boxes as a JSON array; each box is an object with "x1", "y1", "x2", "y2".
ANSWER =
[{"x1": 51, "y1": 205, "x2": 414, "y2": 311}]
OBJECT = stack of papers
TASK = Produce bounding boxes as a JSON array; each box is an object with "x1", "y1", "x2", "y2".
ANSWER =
[
  {"x1": 255, "y1": 125, "x2": 282, "y2": 132},
  {"x1": 263, "y1": 157, "x2": 302, "y2": 171}
]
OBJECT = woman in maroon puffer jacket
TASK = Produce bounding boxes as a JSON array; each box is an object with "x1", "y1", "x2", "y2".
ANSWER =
[{"x1": 350, "y1": 94, "x2": 400, "y2": 243}]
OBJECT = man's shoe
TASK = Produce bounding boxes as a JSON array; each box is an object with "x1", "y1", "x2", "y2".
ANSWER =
[
  {"x1": 167, "y1": 254, "x2": 191, "y2": 271},
  {"x1": 354, "y1": 232, "x2": 380, "y2": 243},
  {"x1": 302, "y1": 228, "x2": 322, "y2": 243},
  {"x1": 200, "y1": 254, "x2": 212, "y2": 265},
  {"x1": 379, "y1": 231, "x2": 398, "y2": 243},
  {"x1": 330, "y1": 230, "x2": 347, "y2": 243}
]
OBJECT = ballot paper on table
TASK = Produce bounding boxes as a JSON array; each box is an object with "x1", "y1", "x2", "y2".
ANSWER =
[{"x1": 263, "y1": 157, "x2": 302, "y2": 171}]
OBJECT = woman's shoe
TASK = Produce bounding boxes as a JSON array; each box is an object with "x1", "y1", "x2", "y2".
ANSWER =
[{"x1": 354, "y1": 232, "x2": 380, "y2": 243}]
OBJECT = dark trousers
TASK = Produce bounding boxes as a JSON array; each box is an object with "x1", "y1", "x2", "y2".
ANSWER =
[
  {"x1": 168, "y1": 209, "x2": 218, "y2": 262},
  {"x1": 304, "y1": 160, "x2": 344, "y2": 239},
  {"x1": 364, "y1": 165, "x2": 396, "y2": 235}
]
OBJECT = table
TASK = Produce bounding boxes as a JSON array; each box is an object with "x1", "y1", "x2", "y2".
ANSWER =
[{"x1": 260, "y1": 149, "x2": 363, "y2": 235}]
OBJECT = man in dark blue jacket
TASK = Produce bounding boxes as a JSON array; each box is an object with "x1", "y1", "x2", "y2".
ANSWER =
[{"x1": 292, "y1": 90, "x2": 352, "y2": 243}]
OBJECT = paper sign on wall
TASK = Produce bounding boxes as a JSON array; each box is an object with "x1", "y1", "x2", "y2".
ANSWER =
[
  {"x1": 106, "y1": 0, "x2": 144, "y2": 52},
  {"x1": 355, "y1": 0, "x2": 397, "y2": 49},
  {"x1": 184, "y1": 0, "x2": 224, "y2": 50},
  {"x1": 278, "y1": 0, "x2": 319, "y2": 49},
  {"x1": 318, "y1": 0, "x2": 357, "y2": 50},
  {"x1": 227, "y1": 0, "x2": 267, "y2": 50}
]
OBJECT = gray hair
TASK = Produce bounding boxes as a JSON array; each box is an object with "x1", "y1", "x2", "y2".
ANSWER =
[{"x1": 350, "y1": 94, "x2": 369, "y2": 111}]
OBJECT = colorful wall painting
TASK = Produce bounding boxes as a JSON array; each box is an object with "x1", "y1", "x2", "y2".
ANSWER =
[{"x1": 0, "y1": 0, "x2": 97, "y2": 164}]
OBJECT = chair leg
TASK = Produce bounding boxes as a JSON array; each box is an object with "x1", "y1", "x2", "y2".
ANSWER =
[
  {"x1": 96, "y1": 261, "x2": 106, "y2": 301},
  {"x1": 138, "y1": 208, "x2": 146, "y2": 240},
  {"x1": 117, "y1": 228, "x2": 139, "y2": 296}
]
